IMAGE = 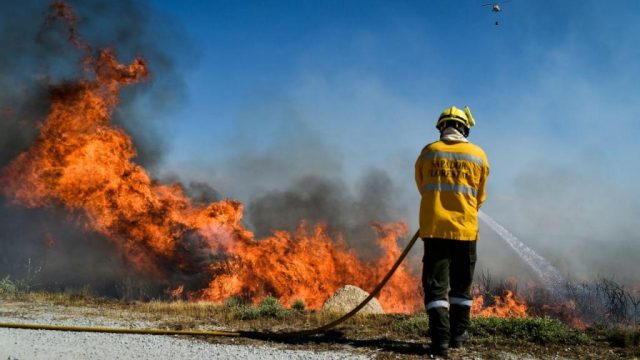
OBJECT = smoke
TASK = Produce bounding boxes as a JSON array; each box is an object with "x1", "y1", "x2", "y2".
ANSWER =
[
  {"x1": 472, "y1": 8, "x2": 640, "y2": 286},
  {"x1": 0, "y1": 0, "x2": 193, "y2": 169},
  {"x1": 484, "y1": 155, "x2": 640, "y2": 286},
  {"x1": 0, "y1": 0, "x2": 194, "y2": 295},
  {"x1": 218, "y1": 96, "x2": 344, "y2": 199},
  {"x1": 193, "y1": 93, "x2": 412, "y2": 259},
  {"x1": 248, "y1": 168, "x2": 405, "y2": 258}
]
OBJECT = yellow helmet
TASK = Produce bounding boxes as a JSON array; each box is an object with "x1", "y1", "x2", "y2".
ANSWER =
[{"x1": 436, "y1": 106, "x2": 475, "y2": 130}]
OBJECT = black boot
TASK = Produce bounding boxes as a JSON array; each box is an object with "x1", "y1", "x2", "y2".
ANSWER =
[
  {"x1": 449, "y1": 304, "x2": 471, "y2": 348},
  {"x1": 450, "y1": 331, "x2": 470, "y2": 349},
  {"x1": 428, "y1": 307, "x2": 450, "y2": 356}
]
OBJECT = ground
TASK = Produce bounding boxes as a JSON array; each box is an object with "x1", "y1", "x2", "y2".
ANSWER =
[{"x1": 0, "y1": 292, "x2": 637, "y2": 359}]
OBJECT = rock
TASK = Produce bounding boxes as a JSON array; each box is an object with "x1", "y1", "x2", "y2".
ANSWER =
[{"x1": 322, "y1": 285, "x2": 384, "y2": 315}]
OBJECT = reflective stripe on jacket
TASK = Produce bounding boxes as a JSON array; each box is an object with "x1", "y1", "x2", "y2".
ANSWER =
[{"x1": 415, "y1": 140, "x2": 489, "y2": 240}]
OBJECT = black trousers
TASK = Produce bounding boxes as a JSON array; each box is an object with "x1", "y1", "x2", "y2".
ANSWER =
[{"x1": 422, "y1": 238, "x2": 477, "y2": 343}]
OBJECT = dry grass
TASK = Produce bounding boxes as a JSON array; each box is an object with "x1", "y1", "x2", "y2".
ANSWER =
[
  {"x1": 2, "y1": 291, "x2": 639, "y2": 359},
  {"x1": 1, "y1": 291, "x2": 372, "y2": 332}
]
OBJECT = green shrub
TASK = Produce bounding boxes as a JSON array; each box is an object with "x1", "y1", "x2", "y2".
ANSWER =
[
  {"x1": 230, "y1": 305, "x2": 261, "y2": 320},
  {"x1": 470, "y1": 316, "x2": 589, "y2": 345},
  {"x1": 223, "y1": 297, "x2": 260, "y2": 320},
  {"x1": 0, "y1": 276, "x2": 19, "y2": 296},
  {"x1": 226, "y1": 296, "x2": 285, "y2": 320},
  {"x1": 257, "y1": 295, "x2": 284, "y2": 318},
  {"x1": 291, "y1": 299, "x2": 305, "y2": 311},
  {"x1": 394, "y1": 311, "x2": 429, "y2": 335}
]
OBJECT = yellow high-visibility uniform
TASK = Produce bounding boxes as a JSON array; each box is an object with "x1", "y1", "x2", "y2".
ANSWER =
[{"x1": 415, "y1": 140, "x2": 489, "y2": 240}]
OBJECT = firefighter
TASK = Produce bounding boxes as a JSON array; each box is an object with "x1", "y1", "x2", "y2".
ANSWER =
[{"x1": 414, "y1": 106, "x2": 489, "y2": 356}]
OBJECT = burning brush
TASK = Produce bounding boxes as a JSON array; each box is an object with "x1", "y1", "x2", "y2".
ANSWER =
[{"x1": 0, "y1": 1, "x2": 424, "y2": 313}]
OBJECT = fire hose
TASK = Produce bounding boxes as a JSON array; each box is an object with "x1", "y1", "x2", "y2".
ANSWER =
[{"x1": 0, "y1": 230, "x2": 421, "y2": 340}]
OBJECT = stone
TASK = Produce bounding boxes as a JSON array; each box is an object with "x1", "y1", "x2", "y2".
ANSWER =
[{"x1": 322, "y1": 285, "x2": 384, "y2": 315}]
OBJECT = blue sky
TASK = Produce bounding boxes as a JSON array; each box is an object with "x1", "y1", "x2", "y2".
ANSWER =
[{"x1": 143, "y1": 1, "x2": 640, "y2": 280}]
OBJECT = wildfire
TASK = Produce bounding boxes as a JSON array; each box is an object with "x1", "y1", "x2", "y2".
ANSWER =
[
  {"x1": 0, "y1": 2, "x2": 423, "y2": 313},
  {"x1": 1, "y1": 2, "x2": 540, "y2": 319},
  {"x1": 472, "y1": 290, "x2": 528, "y2": 318},
  {"x1": 200, "y1": 221, "x2": 421, "y2": 311}
]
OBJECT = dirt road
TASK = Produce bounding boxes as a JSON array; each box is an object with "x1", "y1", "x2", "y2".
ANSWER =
[{"x1": 0, "y1": 303, "x2": 367, "y2": 360}]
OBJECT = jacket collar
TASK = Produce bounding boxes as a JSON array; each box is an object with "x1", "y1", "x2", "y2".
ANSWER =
[{"x1": 440, "y1": 127, "x2": 468, "y2": 143}]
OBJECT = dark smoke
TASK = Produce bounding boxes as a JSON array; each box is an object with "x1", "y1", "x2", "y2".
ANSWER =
[
  {"x1": 185, "y1": 181, "x2": 222, "y2": 205},
  {"x1": 0, "y1": 0, "x2": 193, "y2": 169},
  {"x1": 161, "y1": 172, "x2": 223, "y2": 205},
  {"x1": 215, "y1": 94, "x2": 411, "y2": 260},
  {"x1": 0, "y1": 0, "x2": 194, "y2": 297},
  {"x1": 248, "y1": 168, "x2": 406, "y2": 259}
]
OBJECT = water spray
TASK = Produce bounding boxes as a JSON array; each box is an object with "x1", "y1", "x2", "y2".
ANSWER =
[{"x1": 478, "y1": 211, "x2": 566, "y2": 297}]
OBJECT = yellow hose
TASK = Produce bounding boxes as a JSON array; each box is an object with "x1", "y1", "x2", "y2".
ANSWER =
[
  {"x1": 0, "y1": 322, "x2": 241, "y2": 337},
  {"x1": 0, "y1": 230, "x2": 420, "y2": 339}
]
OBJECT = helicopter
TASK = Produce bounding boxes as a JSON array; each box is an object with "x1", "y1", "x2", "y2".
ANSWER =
[{"x1": 482, "y1": 1, "x2": 511, "y2": 25}]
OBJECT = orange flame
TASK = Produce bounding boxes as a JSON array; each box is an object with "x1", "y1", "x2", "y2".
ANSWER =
[
  {"x1": 167, "y1": 284, "x2": 185, "y2": 299},
  {"x1": 537, "y1": 298, "x2": 587, "y2": 329},
  {"x1": 0, "y1": 3, "x2": 423, "y2": 313},
  {"x1": 472, "y1": 290, "x2": 528, "y2": 318},
  {"x1": 199, "y1": 221, "x2": 422, "y2": 312}
]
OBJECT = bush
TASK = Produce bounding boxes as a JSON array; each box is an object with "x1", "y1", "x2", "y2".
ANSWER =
[
  {"x1": 0, "y1": 276, "x2": 20, "y2": 296},
  {"x1": 231, "y1": 305, "x2": 261, "y2": 320},
  {"x1": 470, "y1": 316, "x2": 589, "y2": 345},
  {"x1": 257, "y1": 296, "x2": 285, "y2": 318},
  {"x1": 292, "y1": 299, "x2": 305, "y2": 311},
  {"x1": 223, "y1": 297, "x2": 260, "y2": 320},
  {"x1": 225, "y1": 296, "x2": 285, "y2": 320}
]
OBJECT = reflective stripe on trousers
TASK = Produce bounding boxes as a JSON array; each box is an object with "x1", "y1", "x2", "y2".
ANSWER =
[
  {"x1": 426, "y1": 299, "x2": 449, "y2": 310},
  {"x1": 450, "y1": 296, "x2": 473, "y2": 307}
]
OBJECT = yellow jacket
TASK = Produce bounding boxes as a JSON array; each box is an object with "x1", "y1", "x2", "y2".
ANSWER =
[{"x1": 415, "y1": 140, "x2": 489, "y2": 240}]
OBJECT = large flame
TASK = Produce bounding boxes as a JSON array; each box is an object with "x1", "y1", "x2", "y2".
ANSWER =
[
  {"x1": 0, "y1": 2, "x2": 423, "y2": 313},
  {"x1": 200, "y1": 221, "x2": 420, "y2": 311}
]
